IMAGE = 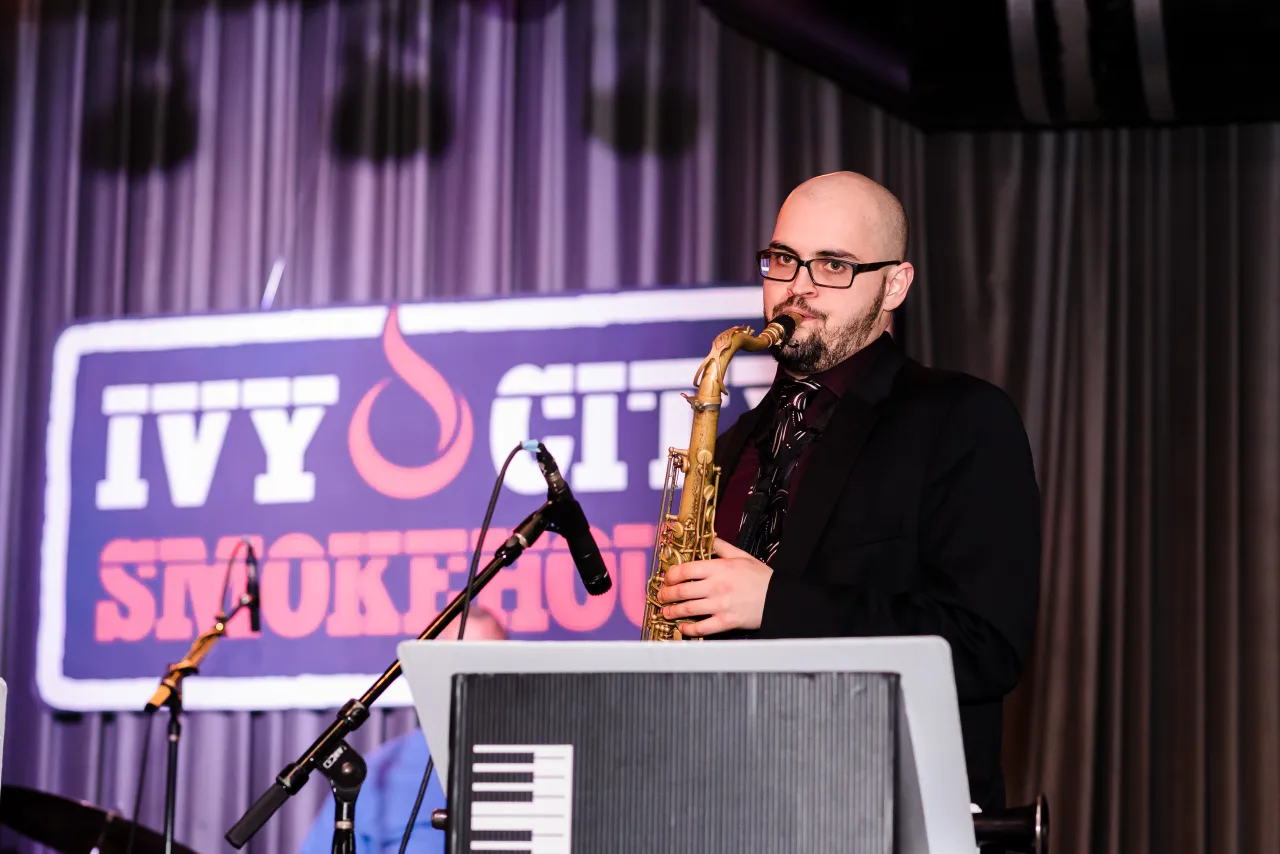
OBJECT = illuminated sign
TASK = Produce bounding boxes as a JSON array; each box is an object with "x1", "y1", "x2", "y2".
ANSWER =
[{"x1": 38, "y1": 286, "x2": 777, "y2": 711}]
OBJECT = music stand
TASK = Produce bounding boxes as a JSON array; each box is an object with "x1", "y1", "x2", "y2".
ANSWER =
[{"x1": 397, "y1": 636, "x2": 977, "y2": 854}]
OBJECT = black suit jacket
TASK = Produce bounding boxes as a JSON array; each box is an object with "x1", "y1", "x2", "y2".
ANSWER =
[{"x1": 713, "y1": 334, "x2": 1042, "y2": 811}]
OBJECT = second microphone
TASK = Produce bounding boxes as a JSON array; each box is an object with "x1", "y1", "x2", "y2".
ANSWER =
[{"x1": 525, "y1": 441, "x2": 612, "y2": 596}]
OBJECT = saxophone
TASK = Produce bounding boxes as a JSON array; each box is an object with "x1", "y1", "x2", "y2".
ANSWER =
[{"x1": 640, "y1": 311, "x2": 801, "y2": 641}]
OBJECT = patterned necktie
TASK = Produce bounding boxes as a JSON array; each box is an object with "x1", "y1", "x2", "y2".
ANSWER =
[{"x1": 735, "y1": 378, "x2": 826, "y2": 564}]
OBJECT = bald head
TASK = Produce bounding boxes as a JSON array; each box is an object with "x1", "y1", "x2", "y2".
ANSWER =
[
  {"x1": 439, "y1": 606, "x2": 508, "y2": 640},
  {"x1": 763, "y1": 171, "x2": 917, "y2": 375},
  {"x1": 781, "y1": 171, "x2": 908, "y2": 261}
]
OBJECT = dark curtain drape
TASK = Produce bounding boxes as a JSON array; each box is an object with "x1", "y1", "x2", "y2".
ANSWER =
[
  {"x1": 917, "y1": 128, "x2": 1280, "y2": 854},
  {"x1": 2, "y1": 3, "x2": 1277, "y2": 854}
]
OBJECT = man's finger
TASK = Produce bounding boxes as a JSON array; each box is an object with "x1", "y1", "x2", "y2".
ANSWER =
[
  {"x1": 712, "y1": 537, "x2": 752, "y2": 559},
  {"x1": 664, "y1": 559, "x2": 713, "y2": 585},
  {"x1": 657, "y1": 580, "x2": 709, "y2": 604},
  {"x1": 677, "y1": 614, "x2": 727, "y2": 637},
  {"x1": 662, "y1": 598, "x2": 716, "y2": 621}
]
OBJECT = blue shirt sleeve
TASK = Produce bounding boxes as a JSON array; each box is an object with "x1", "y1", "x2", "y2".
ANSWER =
[{"x1": 299, "y1": 731, "x2": 447, "y2": 854}]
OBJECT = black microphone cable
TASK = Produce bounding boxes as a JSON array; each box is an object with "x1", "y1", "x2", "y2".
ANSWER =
[
  {"x1": 397, "y1": 754, "x2": 436, "y2": 854},
  {"x1": 123, "y1": 712, "x2": 155, "y2": 854},
  {"x1": 457, "y1": 442, "x2": 525, "y2": 641},
  {"x1": 397, "y1": 441, "x2": 528, "y2": 854},
  {"x1": 216, "y1": 539, "x2": 250, "y2": 625}
]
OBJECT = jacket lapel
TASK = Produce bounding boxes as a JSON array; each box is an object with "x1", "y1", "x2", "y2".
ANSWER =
[
  {"x1": 715, "y1": 397, "x2": 769, "y2": 501},
  {"x1": 773, "y1": 338, "x2": 907, "y2": 578}
]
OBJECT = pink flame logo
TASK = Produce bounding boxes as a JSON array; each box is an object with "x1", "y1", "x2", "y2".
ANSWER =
[{"x1": 348, "y1": 307, "x2": 473, "y2": 499}]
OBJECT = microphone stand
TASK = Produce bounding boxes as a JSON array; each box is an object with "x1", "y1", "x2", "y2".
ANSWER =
[
  {"x1": 324, "y1": 742, "x2": 366, "y2": 854},
  {"x1": 143, "y1": 590, "x2": 256, "y2": 854},
  {"x1": 226, "y1": 499, "x2": 555, "y2": 850}
]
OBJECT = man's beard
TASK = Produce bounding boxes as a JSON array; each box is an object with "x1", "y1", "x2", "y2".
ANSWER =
[{"x1": 770, "y1": 285, "x2": 885, "y2": 375}]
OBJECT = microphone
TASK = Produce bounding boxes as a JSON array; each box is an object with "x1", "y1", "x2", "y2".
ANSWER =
[
  {"x1": 523, "y1": 441, "x2": 612, "y2": 595},
  {"x1": 244, "y1": 541, "x2": 262, "y2": 633}
]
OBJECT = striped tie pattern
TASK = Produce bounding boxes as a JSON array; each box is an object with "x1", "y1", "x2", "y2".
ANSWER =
[{"x1": 735, "y1": 378, "x2": 825, "y2": 564}]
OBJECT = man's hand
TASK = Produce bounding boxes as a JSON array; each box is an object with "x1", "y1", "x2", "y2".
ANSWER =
[{"x1": 656, "y1": 537, "x2": 773, "y2": 637}]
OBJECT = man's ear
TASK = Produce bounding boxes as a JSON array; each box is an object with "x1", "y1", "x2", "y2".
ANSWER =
[{"x1": 881, "y1": 262, "x2": 915, "y2": 312}]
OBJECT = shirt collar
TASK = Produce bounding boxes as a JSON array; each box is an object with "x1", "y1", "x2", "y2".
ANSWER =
[{"x1": 769, "y1": 331, "x2": 894, "y2": 401}]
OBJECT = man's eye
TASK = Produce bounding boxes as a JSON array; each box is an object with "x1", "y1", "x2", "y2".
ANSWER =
[
  {"x1": 772, "y1": 253, "x2": 798, "y2": 266},
  {"x1": 820, "y1": 259, "x2": 848, "y2": 273}
]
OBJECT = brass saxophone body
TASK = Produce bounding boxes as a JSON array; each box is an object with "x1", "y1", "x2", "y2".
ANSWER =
[{"x1": 640, "y1": 311, "x2": 801, "y2": 641}]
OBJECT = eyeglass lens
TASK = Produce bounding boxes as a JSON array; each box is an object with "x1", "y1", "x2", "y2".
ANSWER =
[{"x1": 759, "y1": 251, "x2": 853, "y2": 288}]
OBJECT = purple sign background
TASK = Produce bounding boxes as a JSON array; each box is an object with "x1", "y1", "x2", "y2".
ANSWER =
[{"x1": 38, "y1": 286, "x2": 779, "y2": 710}]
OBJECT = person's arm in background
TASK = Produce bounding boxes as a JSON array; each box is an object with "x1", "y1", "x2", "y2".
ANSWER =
[
  {"x1": 299, "y1": 772, "x2": 395, "y2": 854},
  {"x1": 298, "y1": 731, "x2": 446, "y2": 854},
  {"x1": 299, "y1": 791, "x2": 358, "y2": 854},
  {"x1": 300, "y1": 611, "x2": 505, "y2": 854}
]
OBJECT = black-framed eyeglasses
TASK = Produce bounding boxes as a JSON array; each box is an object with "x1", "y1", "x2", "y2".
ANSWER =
[{"x1": 757, "y1": 249, "x2": 899, "y2": 289}]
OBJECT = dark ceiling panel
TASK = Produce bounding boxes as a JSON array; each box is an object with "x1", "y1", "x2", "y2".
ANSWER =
[
  {"x1": 699, "y1": 0, "x2": 1280, "y2": 130},
  {"x1": 698, "y1": 0, "x2": 914, "y2": 118}
]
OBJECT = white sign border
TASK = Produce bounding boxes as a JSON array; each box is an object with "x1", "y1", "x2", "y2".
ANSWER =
[{"x1": 38, "y1": 285, "x2": 766, "y2": 712}]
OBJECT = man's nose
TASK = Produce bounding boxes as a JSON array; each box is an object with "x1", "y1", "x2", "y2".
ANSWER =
[{"x1": 788, "y1": 266, "x2": 819, "y2": 297}]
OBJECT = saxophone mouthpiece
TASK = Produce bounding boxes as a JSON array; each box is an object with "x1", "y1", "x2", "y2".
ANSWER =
[{"x1": 769, "y1": 311, "x2": 803, "y2": 345}]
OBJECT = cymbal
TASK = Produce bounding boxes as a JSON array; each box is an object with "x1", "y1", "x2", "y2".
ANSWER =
[{"x1": 0, "y1": 785, "x2": 201, "y2": 854}]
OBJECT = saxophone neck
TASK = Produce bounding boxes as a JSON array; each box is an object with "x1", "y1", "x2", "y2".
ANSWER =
[{"x1": 692, "y1": 311, "x2": 802, "y2": 402}]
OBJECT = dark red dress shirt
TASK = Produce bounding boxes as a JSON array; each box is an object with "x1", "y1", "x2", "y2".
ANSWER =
[{"x1": 714, "y1": 333, "x2": 889, "y2": 548}]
